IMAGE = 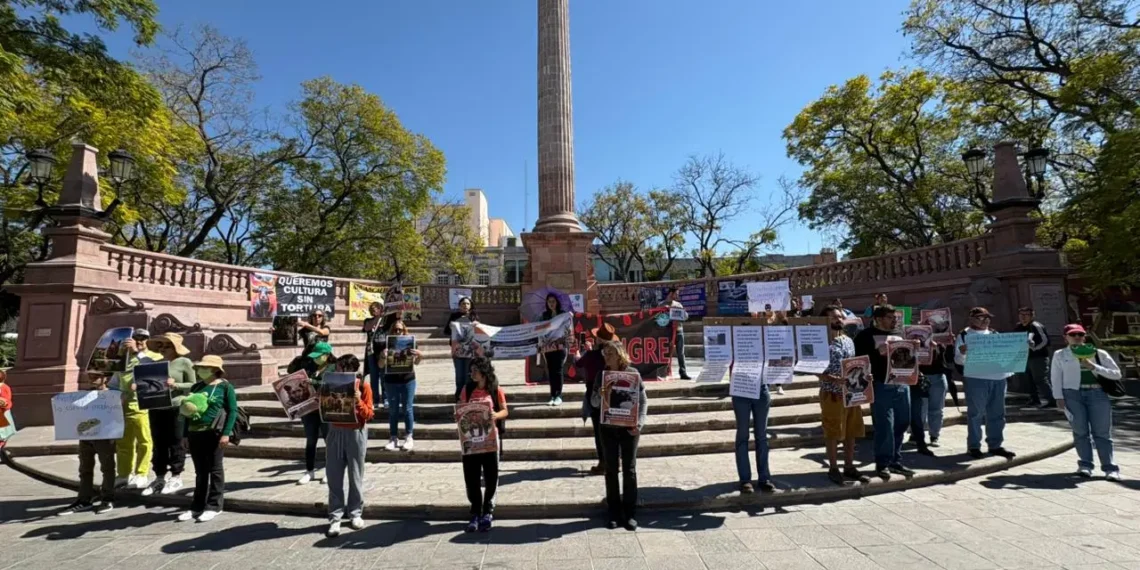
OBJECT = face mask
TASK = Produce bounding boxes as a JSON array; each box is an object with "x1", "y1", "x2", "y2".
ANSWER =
[
  {"x1": 315, "y1": 355, "x2": 329, "y2": 366},
  {"x1": 195, "y1": 368, "x2": 214, "y2": 382},
  {"x1": 831, "y1": 323, "x2": 844, "y2": 331}
]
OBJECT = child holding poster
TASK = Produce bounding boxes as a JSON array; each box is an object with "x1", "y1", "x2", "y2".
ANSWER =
[
  {"x1": 456, "y1": 357, "x2": 508, "y2": 533},
  {"x1": 57, "y1": 373, "x2": 118, "y2": 516}
]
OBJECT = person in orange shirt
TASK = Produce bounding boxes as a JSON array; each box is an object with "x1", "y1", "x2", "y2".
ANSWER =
[
  {"x1": 0, "y1": 369, "x2": 15, "y2": 448},
  {"x1": 324, "y1": 355, "x2": 375, "y2": 538}
]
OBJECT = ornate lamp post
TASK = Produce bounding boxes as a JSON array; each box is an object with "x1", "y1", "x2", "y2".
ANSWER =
[
  {"x1": 961, "y1": 144, "x2": 1051, "y2": 208},
  {"x1": 23, "y1": 147, "x2": 137, "y2": 219}
]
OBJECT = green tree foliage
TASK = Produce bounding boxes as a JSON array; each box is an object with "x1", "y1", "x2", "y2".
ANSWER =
[
  {"x1": 673, "y1": 152, "x2": 760, "y2": 277},
  {"x1": 578, "y1": 181, "x2": 655, "y2": 282}
]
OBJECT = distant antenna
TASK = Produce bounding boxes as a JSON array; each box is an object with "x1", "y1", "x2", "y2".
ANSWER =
[{"x1": 524, "y1": 160, "x2": 529, "y2": 232}]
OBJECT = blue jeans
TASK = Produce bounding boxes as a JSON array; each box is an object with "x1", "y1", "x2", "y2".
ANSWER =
[
  {"x1": 366, "y1": 353, "x2": 383, "y2": 404},
  {"x1": 453, "y1": 358, "x2": 471, "y2": 400},
  {"x1": 1063, "y1": 388, "x2": 1117, "y2": 474},
  {"x1": 384, "y1": 380, "x2": 416, "y2": 439},
  {"x1": 871, "y1": 383, "x2": 910, "y2": 469},
  {"x1": 731, "y1": 388, "x2": 771, "y2": 484},
  {"x1": 965, "y1": 377, "x2": 1007, "y2": 450},
  {"x1": 910, "y1": 374, "x2": 948, "y2": 442}
]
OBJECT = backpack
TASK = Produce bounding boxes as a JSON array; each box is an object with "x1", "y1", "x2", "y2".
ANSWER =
[
  {"x1": 461, "y1": 382, "x2": 506, "y2": 435},
  {"x1": 206, "y1": 382, "x2": 252, "y2": 445},
  {"x1": 1093, "y1": 352, "x2": 1128, "y2": 398}
]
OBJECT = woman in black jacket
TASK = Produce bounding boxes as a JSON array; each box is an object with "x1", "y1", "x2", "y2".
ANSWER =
[
  {"x1": 362, "y1": 302, "x2": 386, "y2": 409},
  {"x1": 910, "y1": 341, "x2": 954, "y2": 454},
  {"x1": 540, "y1": 294, "x2": 569, "y2": 407}
]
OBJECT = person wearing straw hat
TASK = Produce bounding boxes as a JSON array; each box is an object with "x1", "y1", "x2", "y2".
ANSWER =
[
  {"x1": 141, "y1": 333, "x2": 197, "y2": 497},
  {"x1": 176, "y1": 354, "x2": 238, "y2": 523}
]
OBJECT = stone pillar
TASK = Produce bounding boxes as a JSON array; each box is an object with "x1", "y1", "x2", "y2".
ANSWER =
[
  {"x1": 534, "y1": 0, "x2": 581, "y2": 233},
  {"x1": 6, "y1": 143, "x2": 125, "y2": 426}
]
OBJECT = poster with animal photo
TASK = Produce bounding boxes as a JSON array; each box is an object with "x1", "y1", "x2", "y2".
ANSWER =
[
  {"x1": 450, "y1": 319, "x2": 479, "y2": 359},
  {"x1": 133, "y1": 362, "x2": 172, "y2": 410},
  {"x1": 600, "y1": 370, "x2": 641, "y2": 428},
  {"x1": 887, "y1": 340, "x2": 919, "y2": 385},
  {"x1": 385, "y1": 335, "x2": 417, "y2": 374},
  {"x1": 87, "y1": 327, "x2": 133, "y2": 374},
  {"x1": 841, "y1": 356, "x2": 874, "y2": 408},
  {"x1": 272, "y1": 370, "x2": 318, "y2": 420},
  {"x1": 920, "y1": 308, "x2": 953, "y2": 344},
  {"x1": 249, "y1": 273, "x2": 278, "y2": 319},
  {"x1": 903, "y1": 325, "x2": 934, "y2": 365},
  {"x1": 319, "y1": 372, "x2": 358, "y2": 423},
  {"x1": 456, "y1": 400, "x2": 498, "y2": 455},
  {"x1": 271, "y1": 316, "x2": 299, "y2": 347}
]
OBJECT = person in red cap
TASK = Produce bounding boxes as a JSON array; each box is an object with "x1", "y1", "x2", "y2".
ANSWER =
[
  {"x1": 954, "y1": 307, "x2": 1016, "y2": 460},
  {"x1": 1051, "y1": 323, "x2": 1123, "y2": 481}
]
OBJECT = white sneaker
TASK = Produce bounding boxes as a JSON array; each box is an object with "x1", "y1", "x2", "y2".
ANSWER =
[
  {"x1": 141, "y1": 478, "x2": 164, "y2": 496},
  {"x1": 297, "y1": 471, "x2": 313, "y2": 485},
  {"x1": 177, "y1": 511, "x2": 198, "y2": 522},
  {"x1": 402, "y1": 435, "x2": 415, "y2": 452},
  {"x1": 385, "y1": 438, "x2": 399, "y2": 451},
  {"x1": 162, "y1": 476, "x2": 183, "y2": 494},
  {"x1": 776, "y1": 386, "x2": 785, "y2": 395},
  {"x1": 349, "y1": 517, "x2": 365, "y2": 530},
  {"x1": 547, "y1": 398, "x2": 556, "y2": 407},
  {"x1": 326, "y1": 521, "x2": 341, "y2": 538},
  {"x1": 128, "y1": 474, "x2": 148, "y2": 490},
  {"x1": 1078, "y1": 468, "x2": 1094, "y2": 478},
  {"x1": 1107, "y1": 471, "x2": 1123, "y2": 482},
  {"x1": 313, "y1": 470, "x2": 325, "y2": 482},
  {"x1": 197, "y1": 510, "x2": 220, "y2": 522}
]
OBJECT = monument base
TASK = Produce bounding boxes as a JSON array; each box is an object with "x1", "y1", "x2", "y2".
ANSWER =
[{"x1": 521, "y1": 232, "x2": 598, "y2": 314}]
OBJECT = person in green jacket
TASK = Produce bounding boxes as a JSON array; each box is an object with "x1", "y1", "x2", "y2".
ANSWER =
[
  {"x1": 176, "y1": 355, "x2": 238, "y2": 523},
  {"x1": 297, "y1": 341, "x2": 335, "y2": 485},
  {"x1": 142, "y1": 333, "x2": 197, "y2": 497}
]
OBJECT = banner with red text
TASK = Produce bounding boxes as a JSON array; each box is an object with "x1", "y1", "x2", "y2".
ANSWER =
[{"x1": 525, "y1": 308, "x2": 675, "y2": 384}]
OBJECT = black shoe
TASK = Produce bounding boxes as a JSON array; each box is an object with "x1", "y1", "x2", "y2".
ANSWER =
[
  {"x1": 624, "y1": 518, "x2": 638, "y2": 531},
  {"x1": 989, "y1": 447, "x2": 1016, "y2": 460},
  {"x1": 828, "y1": 469, "x2": 845, "y2": 486},
  {"x1": 589, "y1": 464, "x2": 606, "y2": 476},
  {"x1": 928, "y1": 437, "x2": 940, "y2": 448},
  {"x1": 967, "y1": 448, "x2": 985, "y2": 459},
  {"x1": 888, "y1": 464, "x2": 915, "y2": 478},
  {"x1": 58, "y1": 501, "x2": 93, "y2": 516},
  {"x1": 679, "y1": 375, "x2": 692, "y2": 381},
  {"x1": 464, "y1": 516, "x2": 479, "y2": 533},
  {"x1": 756, "y1": 480, "x2": 776, "y2": 493},
  {"x1": 917, "y1": 446, "x2": 936, "y2": 457},
  {"x1": 843, "y1": 468, "x2": 871, "y2": 484},
  {"x1": 606, "y1": 520, "x2": 620, "y2": 530},
  {"x1": 739, "y1": 482, "x2": 755, "y2": 494},
  {"x1": 875, "y1": 468, "x2": 891, "y2": 481},
  {"x1": 94, "y1": 501, "x2": 115, "y2": 514}
]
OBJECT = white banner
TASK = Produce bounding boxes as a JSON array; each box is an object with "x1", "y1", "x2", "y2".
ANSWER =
[
  {"x1": 793, "y1": 325, "x2": 830, "y2": 374},
  {"x1": 697, "y1": 325, "x2": 732, "y2": 383},
  {"x1": 764, "y1": 325, "x2": 796, "y2": 385},
  {"x1": 730, "y1": 326, "x2": 764, "y2": 399},
  {"x1": 52, "y1": 391, "x2": 124, "y2": 441},
  {"x1": 461, "y1": 312, "x2": 574, "y2": 360},
  {"x1": 746, "y1": 280, "x2": 791, "y2": 313}
]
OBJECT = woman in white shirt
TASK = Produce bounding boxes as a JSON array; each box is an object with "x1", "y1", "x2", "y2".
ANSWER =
[{"x1": 1051, "y1": 323, "x2": 1123, "y2": 481}]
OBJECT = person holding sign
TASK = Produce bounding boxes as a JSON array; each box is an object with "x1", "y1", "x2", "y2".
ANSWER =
[
  {"x1": 456, "y1": 357, "x2": 508, "y2": 533},
  {"x1": 141, "y1": 333, "x2": 197, "y2": 497},
  {"x1": 911, "y1": 341, "x2": 952, "y2": 452},
  {"x1": 446, "y1": 296, "x2": 479, "y2": 400},
  {"x1": 294, "y1": 342, "x2": 335, "y2": 485},
  {"x1": 362, "y1": 301, "x2": 386, "y2": 409},
  {"x1": 57, "y1": 373, "x2": 118, "y2": 516},
  {"x1": 854, "y1": 305, "x2": 914, "y2": 480},
  {"x1": 663, "y1": 288, "x2": 691, "y2": 380},
  {"x1": 818, "y1": 306, "x2": 871, "y2": 485},
  {"x1": 379, "y1": 320, "x2": 423, "y2": 452},
  {"x1": 733, "y1": 334, "x2": 775, "y2": 495},
  {"x1": 1052, "y1": 324, "x2": 1123, "y2": 481},
  {"x1": 176, "y1": 355, "x2": 238, "y2": 523},
  {"x1": 540, "y1": 294, "x2": 570, "y2": 406},
  {"x1": 324, "y1": 355, "x2": 374, "y2": 538},
  {"x1": 954, "y1": 307, "x2": 1017, "y2": 460},
  {"x1": 112, "y1": 329, "x2": 159, "y2": 490},
  {"x1": 296, "y1": 309, "x2": 331, "y2": 351},
  {"x1": 591, "y1": 342, "x2": 648, "y2": 531},
  {"x1": 576, "y1": 324, "x2": 617, "y2": 476}
]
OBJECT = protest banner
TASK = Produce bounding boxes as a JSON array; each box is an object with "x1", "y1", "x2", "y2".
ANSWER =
[
  {"x1": 729, "y1": 326, "x2": 764, "y2": 399},
  {"x1": 272, "y1": 370, "x2": 318, "y2": 420},
  {"x1": 385, "y1": 335, "x2": 417, "y2": 374},
  {"x1": 319, "y1": 372, "x2": 358, "y2": 423},
  {"x1": 466, "y1": 313, "x2": 573, "y2": 360},
  {"x1": 87, "y1": 327, "x2": 132, "y2": 374},
  {"x1": 134, "y1": 362, "x2": 172, "y2": 410},
  {"x1": 348, "y1": 282, "x2": 423, "y2": 321},
  {"x1": 793, "y1": 325, "x2": 830, "y2": 374},
  {"x1": 659, "y1": 283, "x2": 707, "y2": 317},
  {"x1": 249, "y1": 273, "x2": 278, "y2": 319},
  {"x1": 746, "y1": 280, "x2": 791, "y2": 313},
  {"x1": 887, "y1": 340, "x2": 919, "y2": 385},
  {"x1": 963, "y1": 332, "x2": 1030, "y2": 377},
  {"x1": 449, "y1": 288, "x2": 473, "y2": 310},
  {"x1": 275, "y1": 275, "x2": 335, "y2": 317},
  {"x1": 764, "y1": 326, "x2": 796, "y2": 385},
  {"x1": 600, "y1": 370, "x2": 642, "y2": 427},
  {"x1": 841, "y1": 356, "x2": 874, "y2": 407},
  {"x1": 456, "y1": 400, "x2": 498, "y2": 455},
  {"x1": 530, "y1": 309, "x2": 675, "y2": 384},
  {"x1": 920, "y1": 308, "x2": 953, "y2": 344},
  {"x1": 904, "y1": 325, "x2": 935, "y2": 365},
  {"x1": 697, "y1": 325, "x2": 732, "y2": 383},
  {"x1": 52, "y1": 391, "x2": 125, "y2": 440},
  {"x1": 347, "y1": 282, "x2": 387, "y2": 321},
  {"x1": 716, "y1": 279, "x2": 751, "y2": 316}
]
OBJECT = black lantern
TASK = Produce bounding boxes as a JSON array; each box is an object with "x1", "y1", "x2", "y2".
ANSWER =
[
  {"x1": 1024, "y1": 147, "x2": 1049, "y2": 177},
  {"x1": 26, "y1": 149, "x2": 57, "y2": 185},
  {"x1": 961, "y1": 148, "x2": 986, "y2": 178},
  {"x1": 107, "y1": 149, "x2": 137, "y2": 186}
]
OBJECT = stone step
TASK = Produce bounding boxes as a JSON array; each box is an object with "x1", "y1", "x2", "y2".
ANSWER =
[{"x1": 3, "y1": 419, "x2": 1074, "y2": 519}]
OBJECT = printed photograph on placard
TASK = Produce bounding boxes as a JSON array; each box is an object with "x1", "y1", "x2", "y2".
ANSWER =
[
  {"x1": 87, "y1": 327, "x2": 133, "y2": 374},
  {"x1": 249, "y1": 273, "x2": 278, "y2": 319},
  {"x1": 456, "y1": 400, "x2": 498, "y2": 455},
  {"x1": 450, "y1": 320, "x2": 479, "y2": 359},
  {"x1": 52, "y1": 391, "x2": 126, "y2": 441},
  {"x1": 134, "y1": 362, "x2": 172, "y2": 410},
  {"x1": 319, "y1": 372, "x2": 358, "y2": 423},
  {"x1": 600, "y1": 370, "x2": 641, "y2": 427},
  {"x1": 887, "y1": 340, "x2": 919, "y2": 385},
  {"x1": 272, "y1": 370, "x2": 318, "y2": 420},
  {"x1": 271, "y1": 316, "x2": 299, "y2": 347},
  {"x1": 920, "y1": 308, "x2": 953, "y2": 344},
  {"x1": 842, "y1": 318, "x2": 864, "y2": 339},
  {"x1": 385, "y1": 335, "x2": 417, "y2": 374},
  {"x1": 904, "y1": 325, "x2": 934, "y2": 365},
  {"x1": 841, "y1": 356, "x2": 874, "y2": 408}
]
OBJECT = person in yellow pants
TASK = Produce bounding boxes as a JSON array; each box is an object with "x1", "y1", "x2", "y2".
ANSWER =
[{"x1": 113, "y1": 329, "x2": 162, "y2": 489}]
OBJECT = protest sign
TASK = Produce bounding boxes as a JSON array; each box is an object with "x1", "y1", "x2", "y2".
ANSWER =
[
  {"x1": 730, "y1": 326, "x2": 764, "y2": 399},
  {"x1": 249, "y1": 273, "x2": 278, "y2": 319},
  {"x1": 348, "y1": 282, "x2": 423, "y2": 321},
  {"x1": 716, "y1": 279, "x2": 751, "y2": 316},
  {"x1": 319, "y1": 372, "x2": 358, "y2": 423},
  {"x1": 569, "y1": 294, "x2": 585, "y2": 313},
  {"x1": 470, "y1": 313, "x2": 573, "y2": 360},
  {"x1": 887, "y1": 340, "x2": 919, "y2": 385},
  {"x1": 87, "y1": 327, "x2": 132, "y2": 374},
  {"x1": 530, "y1": 309, "x2": 675, "y2": 384},
  {"x1": 347, "y1": 282, "x2": 386, "y2": 321},
  {"x1": 801, "y1": 295, "x2": 814, "y2": 311},
  {"x1": 669, "y1": 307, "x2": 688, "y2": 321},
  {"x1": 457, "y1": 400, "x2": 498, "y2": 455},
  {"x1": 638, "y1": 287, "x2": 662, "y2": 310},
  {"x1": 892, "y1": 307, "x2": 913, "y2": 335},
  {"x1": 449, "y1": 318, "x2": 480, "y2": 359},
  {"x1": 134, "y1": 362, "x2": 172, "y2": 410},
  {"x1": 659, "y1": 283, "x2": 707, "y2": 317},
  {"x1": 272, "y1": 370, "x2": 318, "y2": 420},
  {"x1": 764, "y1": 326, "x2": 796, "y2": 385},
  {"x1": 271, "y1": 316, "x2": 299, "y2": 347},
  {"x1": 841, "y1": 356, "x2": 874, "y2": 407},
  {"x1": 793, "y1": 325, "x2": 830, "y2": 374},
  {"x1": 920, "y1": 308, "x2": 953, "y2": 344},
  {"x1": 449, "y1": 288, "x2": 473, "y2": 310},
  {"x1": 697, "y1": 325, "x2": 732, "y2": 383},
  {"x1": 52, "y1": 391, "x2": 125, "y2": 440},
  {"x1": 385, "y1": 335, "x2": 417, "y2": 374},
  {"x1": 746, "y1": 280, "x2": 791, "y2": 313},
  {"x1": 275, "y1": 275, "x2": 335, "y2": 318},
  {"x1": 904, "y1": 325, "x2": 934, "y2": 365},
  {"x1": 963, "y1": 332, "x2": 1030, "y2": 377},
  {"x1": 600, "y1": 370, "x2": 642, "y2": 427}
]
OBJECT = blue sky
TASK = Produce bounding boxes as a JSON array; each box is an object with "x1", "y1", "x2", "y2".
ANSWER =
[{"x1": 85, "y1": 0, "x2": 912, "y2": 256}]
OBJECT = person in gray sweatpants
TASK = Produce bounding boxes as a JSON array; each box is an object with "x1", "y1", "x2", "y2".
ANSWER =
[{"x1": 324, "y1": 356, "x2": 375, "y2": 538}]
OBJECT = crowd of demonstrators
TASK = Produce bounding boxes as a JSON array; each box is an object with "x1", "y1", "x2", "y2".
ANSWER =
[
  {"x1": 1053, "y1": 324, "x2": 1123, "y2": 481},
  {"x1": 1015, "y1": 307, "x2": 1055, "y2": 409},
  {"x1": 818, "y1": 305, "x2": 870, "y2": 486},
  {"x1": 290, "y1": 341, "x2": 335, "y2": 485},
  {"x1": 457, "y1": 357, "x2": 508, "y2": 533},
  {"x1": 446, "y1": 296, "x2": 478, "y2": 400},
  {"x1": 362, "y1": 301, "x2": 388, "y2": 409},
  {"x1": 175, "y1": 355, "x2": 238, "y2": 523},
  {"x1": 325, "y1": 355, "x2": 374, "y2": 538},
  {"x1": 956, "y1": 307, "x2": 1017, "y2": 460},
  {"x1": 909, "y1": 338, "x2": 952, "y2": 455},
  {"x1": 662, "y1": 288, "x2": 692, "y2": 380},
  {"x1": 540, "y1": 293, "x2": 569, "y2": 406},
  {"x1": 0, "y1": 370, "x2": 13, "y2": 449},
  {"x1": 379, "y1": 318, "x2": 422, "y2": 451},
  {"x1": 143, "y1": 333, "x2": 197, "y2": 497},
  {"x1": 297, "y1": 309, "x2": 332, "y2": 351},
  {"x1": 113, "y1": 328, "x2": 158, "y2": 490},
  {"x1": 855, "y1": 305, "x2": 914, "y2": 480},
  {"x1": 589, "y1": 342, "x2": 648, "y2": 531}
]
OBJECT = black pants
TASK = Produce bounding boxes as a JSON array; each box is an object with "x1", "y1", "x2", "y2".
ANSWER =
[
  {"x1": 590, "y1": 409, "x2": 604, "y2": 464},
  {"x1": 545, "y1": 350, "x2": 566, "y2": 398},
  {"x1": 461, "y1": 452, "x2": 499, "y2": 517},
  {"x1": 188, "y1": 431, "x2": 225, "y2": 513},
  {"x1": 302, "y1": 411, "x2": 328, "y2": 472},
  {"x1": 675, "y1": 329, "x2": 688, "y2": 377},
  {"x1": 600, "y1": 426, "x2": 639, "y2": 521},
  {"x1": 909, "y1": 384, "x2": 927, "y2": 446},
  {"x1": 77, "y1": 439, "x2": 116, "y2": 504},
  {"x1": 149, "y1": 407, "x2": 186, "y2": 478}
]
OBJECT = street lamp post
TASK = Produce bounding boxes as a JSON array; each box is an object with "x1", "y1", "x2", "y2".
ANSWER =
[
  {"x1": 22, "y1": 147, "x2": 137, "y2": 219},
  {"x1": 25, "y1": 148, "x2": 57, "y2": 209},
  {"x1": 960, "y1": 144, "x2": 1050, "y2": 208}
]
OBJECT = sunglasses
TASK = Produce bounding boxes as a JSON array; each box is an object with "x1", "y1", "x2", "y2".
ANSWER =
[{"x1": 1067, "y1": 332, "x2": 1086, "y2": 338}]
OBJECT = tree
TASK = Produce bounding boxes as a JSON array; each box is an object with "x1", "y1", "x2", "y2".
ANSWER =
[
  {"x1": 784, "y1": 70, "x2": 988, "y2": 257},
  {"x1": 720, "y1": 177, "x2": 805, "y2": 273},
  {"x1": 409, "y1": 198, "x2": 481, "y2": 284},
  {"x1": 673, "y1": 152, "x2": 759, "y2": 276},
  {"x1": 642, "y1": 189, "x2": 687, "y2": 280},
  {"x1": 578, "y1": 181, "x2": 654, "y2": 282}
]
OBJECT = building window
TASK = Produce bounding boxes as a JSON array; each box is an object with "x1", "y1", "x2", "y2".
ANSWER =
[
  {"x1": 435, "y1": 270, "x2": 450, "y2": 285},
  {"x1": 477, "y1": 269, "x2": 491, "y2": 286},
  {"x1": 628, "y1": 269, "x2": 645, "y2": 283},
  {"x1": 506, "y1": 237, "x2": 517, "y2": 248},
  {"x1": 504, "y1": 260, "x2": 525, "y2": 284}
]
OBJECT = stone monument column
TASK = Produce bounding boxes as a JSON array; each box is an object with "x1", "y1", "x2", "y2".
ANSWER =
[{"x1": 524, "y1": 0, "x2": 598, "y2": 311}]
